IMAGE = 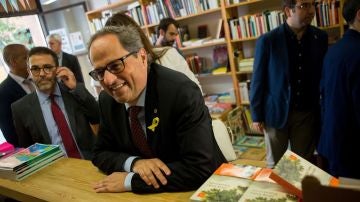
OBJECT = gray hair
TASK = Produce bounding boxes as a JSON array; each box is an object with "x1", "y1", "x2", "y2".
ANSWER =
[
  {"x1": 88, "y1": 25, "x2": 144, "y2": 54},
  {"x1": 46, "y1": 33, "x2": 62, "y2": 43}
]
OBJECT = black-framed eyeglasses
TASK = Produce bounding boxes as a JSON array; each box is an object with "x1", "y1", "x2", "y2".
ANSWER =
[
  {"x1": 89, "y1": 51, "x2": 137, "y2": 81},
  {"x1": 293, "y1": 2, "x2": 316, "y2": 10},
  {"x1": 29, "y1": 64, "x2": 57, "y2": 75}
]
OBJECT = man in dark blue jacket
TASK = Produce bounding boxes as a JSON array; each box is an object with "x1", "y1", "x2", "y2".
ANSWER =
[
  {"x1": 250, "y1": 0, "x2": 328, "y2": 168},
  {"x1": 0, "y1": 44, "x2": 32, "y2": 146},
  {"x1": 318, "y1": 0, "x2": 360, "y2": 179}
]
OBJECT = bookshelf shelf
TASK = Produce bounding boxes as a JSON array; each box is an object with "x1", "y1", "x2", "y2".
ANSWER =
[
  {"x1": 180, "y1": 40, "x2": 227, "y2": 51},
  {"x1": 225, "y1": 0, "x2": 263, "y2": 9},
  {"x1": 175, "y1": 8, "x2": 221, "y2": 21},
  {"x1": 86, "y1": 0, "x2": 137, "y2": 21},
  {"x1": 319, "y1": 24, "x2": 342, "y2": 30},
  {"x1": 231, "y1": 37, "x2": 258, "y2": 43}
]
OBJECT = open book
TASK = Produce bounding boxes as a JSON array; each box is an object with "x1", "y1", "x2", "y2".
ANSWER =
[
  {"x1": 269, "y1": 150, "x2": 339, "y2": 198},
  {"x1": 191, "y1": 163, "x2": 297, "y2": 201}
]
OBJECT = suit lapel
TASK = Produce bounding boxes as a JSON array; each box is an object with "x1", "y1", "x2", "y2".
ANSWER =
[
  {"x1": 31, "y1": 93, "x2": 52, "y2": 143},
  {"x1": 144, "y1": 64, "x2": 160, "y2": 148}
]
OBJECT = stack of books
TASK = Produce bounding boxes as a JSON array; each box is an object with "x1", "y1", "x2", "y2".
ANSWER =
[{"x1": 0, "y1": 143, "x2": 64, "y2": 181}]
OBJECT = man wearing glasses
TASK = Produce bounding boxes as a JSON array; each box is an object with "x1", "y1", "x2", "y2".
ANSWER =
[
  {"x1": 88, "y1": 25, "x2": 226, "y2": 193},
  {"x1": 250, "y1": 0, "x2": 328, "y2": 168},
  {"x1": 11, "y1": 47, "x2": 99, "y2": 160}
]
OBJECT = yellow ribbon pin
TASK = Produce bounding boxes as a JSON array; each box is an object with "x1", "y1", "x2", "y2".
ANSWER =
[{"x1": 147, "y1": 117, "x2": 159, "y2": 132}]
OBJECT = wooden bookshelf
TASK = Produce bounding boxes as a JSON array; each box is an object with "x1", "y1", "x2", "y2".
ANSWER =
[{"x1": 86, "y1": 0, "x2": 346, "y2": 107}]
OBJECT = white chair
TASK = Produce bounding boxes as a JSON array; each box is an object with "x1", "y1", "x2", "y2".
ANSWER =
[{"x1": 212, "y1": 119, "x2": 237, "y2": 161}]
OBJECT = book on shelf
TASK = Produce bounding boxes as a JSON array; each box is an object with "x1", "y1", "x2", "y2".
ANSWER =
[
  {"x1": 239, "y1": 82, "x2": 250, "y2": 103},
  {"x1": 0, "y1": 143, "x2": 64, "y2": 181},
  {"x1": 269, "y1": 150, "x2": 339, "y2": 198},
  {"x1": 190, "y1": 163, "x2": 297, "y2": 201},
  {"x1": 215, "y1": 18, "x2": 224, "y2": 39},
  {"x1": 212, "y1": 46, "x2": 229, "y2": 71},
  {"x1": 238, "y1": 57, "x2": 254, "y2": 72}
]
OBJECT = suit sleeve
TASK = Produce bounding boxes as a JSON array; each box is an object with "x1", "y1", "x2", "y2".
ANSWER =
[
  {"x1": 250, "y1": 35, "x2": 269, "y2": 122},
  {"x1": 67, "y1": 83, "x2": 99, "y2": 124},
  {"x1": 92, "y1": 92, "x2": 132, "y2": 174},
  {"x1": 11, "y1": 101, "x2": 34, "y2": 147},
  {"x1": 131, "y1": 80, "x2": 225, "y2": 193},
  {"x1": 0, "y1": 93, "x2": 18, "y2": 146}
]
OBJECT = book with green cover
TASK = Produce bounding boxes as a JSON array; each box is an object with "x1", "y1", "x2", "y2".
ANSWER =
[
  {"x1": 190, "y1": 175, "x2": 252, "y2": 201},
  {"x1": 0, "y1": 143, "x2": 60, "y2": 170},
  {"x1": 191, "y1": 163, "x2": 298, "y2": 201},
  {"x1": 234, "y1": 136, "x2": 265, "y2": 148},
  {"x1": 269, "y1": 150, "x2": 339, "y2": 198}
]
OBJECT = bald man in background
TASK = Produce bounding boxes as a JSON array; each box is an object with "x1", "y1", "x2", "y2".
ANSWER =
[
  {"x1": 0, "y1": 44, "x2": 33, "y2": 146},
  {"x1": 47, "y1": 34, "x2": 84, "y2": 83}
]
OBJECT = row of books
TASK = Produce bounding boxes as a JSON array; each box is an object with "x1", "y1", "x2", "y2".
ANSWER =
[
  {"x1": 143, "y1": 0, "x2": 220, "y2": 25},
  {"x1": 312, "y1": 0, "x2": 340, "y2": 27},
  {"x1": 191, "y1": 150, "x2": 339, "y2": 201},
  {"x1": 0, "y1": 143, "x2": 64, "y2": 181},
  {"x1": 229, "y1": 10, "x2": 285, "y2": 40}
]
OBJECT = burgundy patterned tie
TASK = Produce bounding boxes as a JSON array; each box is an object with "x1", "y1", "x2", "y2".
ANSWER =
[
  {"x1": 128, "y1": 106, "x2": 153, "y2": 158},
  {"x1": 50, "y1": 94, "x2": 81, "y2": 159}
]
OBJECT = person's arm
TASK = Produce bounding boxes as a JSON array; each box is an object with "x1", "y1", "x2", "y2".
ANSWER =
[
  {"x1": 57, "y1": 67, "x2": 99, "y2": 124},
  {"x1": 131, "y1": 80, "x2": 225, "y2": 193},
  {"x1": 11, "y1": 101, "x2": 34, "y2": 147},
  {"x1": 91, "y1": 92, "x2": 132, "y2": 174},
  {"x1": 250, "y1": 35, "x2": 269, "y2": 124}
]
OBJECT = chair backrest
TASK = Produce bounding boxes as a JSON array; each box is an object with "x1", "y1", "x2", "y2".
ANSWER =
[{"x1": 212, "y1": 119, "x2": 237, "y2": 161}]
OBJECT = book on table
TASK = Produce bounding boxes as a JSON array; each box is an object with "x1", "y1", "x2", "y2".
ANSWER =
[
  {"x1": 269, "y1": 150, "x2": 339, "y2": 198},
  {"x1": 190, "y1": 163, "x2": 297, "y2": 201},
  {"x1": 0, "y1": 143, "x2": 64, "y2": 181}
]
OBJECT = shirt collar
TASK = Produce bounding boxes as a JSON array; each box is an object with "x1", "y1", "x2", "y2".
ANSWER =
[
  {"x1": 125, "y1": 87, "x2": 147, "y2": 110},
  {"x1": 8, "y1": 72, "x2": 26, "y2": 84},
  {"x1": 37, "y1": 82, "x2": 62, "y2": 104}
]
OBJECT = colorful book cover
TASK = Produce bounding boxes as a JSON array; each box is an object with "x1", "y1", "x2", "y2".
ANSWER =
[
  {"x1": 239, "y1": 147, "x2": 266, "y2": 161},
  {"x1": 214, "y1": 163, "x2": 262, "y2": 180},
  {"x1": 234, "y1": 136, "x2": 265, "y2": 148},
  {"x1": 270, "y1": 150, "x2": 339, "y2": 198},
  {"x1": 253, "y1": 168, "x2": 275, "y2": 183},
  {"x1": 190, "y1": 175, "x2": 252, "y2": 201},
  {"x1": 0, "y1": 143, "x2": 60, "y2": 170},
  {"x1": 239, "y1": 181, "x2": 298, "y2": 202}
]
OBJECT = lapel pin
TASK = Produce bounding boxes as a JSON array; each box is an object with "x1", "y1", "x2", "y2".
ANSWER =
[{"x1": 148, "y1": 117, "x2": 159, "y2": 132}]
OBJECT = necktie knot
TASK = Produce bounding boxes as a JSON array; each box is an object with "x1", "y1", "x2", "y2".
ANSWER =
[{"x1": 129, "y1": 106, "x2": 142, "y2": 118}]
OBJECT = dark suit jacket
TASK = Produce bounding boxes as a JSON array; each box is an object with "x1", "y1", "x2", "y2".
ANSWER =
[
  {"x1": 92, "y1": 63, "x2": 226, "y2": 193},
  {"x1": 0, "y1": 76, "x2": 27, "y2": 146},
  {"x1": 318, "y1": 29, "x2": 360, "y2": 178},
  {"x1": 11, "y1": 83, "x2": 99, "y2": 160},
  {"x1": 250, "y1": 24, "x2": 328, "y2": 128},
  {"x1": 62, "y1": 52, "x2": 84, "y2": 83}
]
